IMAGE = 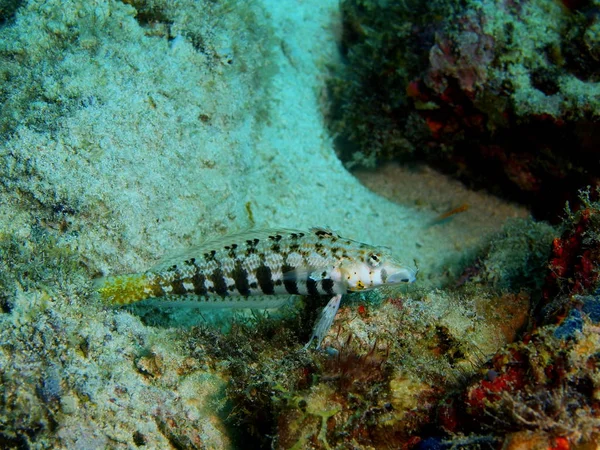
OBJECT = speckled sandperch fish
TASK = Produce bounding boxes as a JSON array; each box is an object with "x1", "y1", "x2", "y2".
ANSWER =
[{"x1": 95, "y1": 227, "x2": 417, "y2": 348}]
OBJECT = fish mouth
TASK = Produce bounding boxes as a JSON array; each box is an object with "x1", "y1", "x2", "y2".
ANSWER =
[{"x1": 387, "y1": 267, "x2": 417, "y2": 284}]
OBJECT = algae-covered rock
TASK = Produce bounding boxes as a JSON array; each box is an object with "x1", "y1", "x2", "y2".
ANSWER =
[
  {"x1": 329, "y1": 0, "x2": 600, "y2": 220},
  {"x1": 479, "y1": 218, "x2": 556, "y2": 291}
]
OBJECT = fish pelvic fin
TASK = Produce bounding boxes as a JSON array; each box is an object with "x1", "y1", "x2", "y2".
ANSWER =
[{"x1": 304, "y1": 294, "x2": 342, "y2": 350}]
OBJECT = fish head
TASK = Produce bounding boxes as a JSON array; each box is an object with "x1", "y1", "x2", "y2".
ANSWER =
[{"x1": 341, "y1": 248, "x2": 417, "y2": 292}]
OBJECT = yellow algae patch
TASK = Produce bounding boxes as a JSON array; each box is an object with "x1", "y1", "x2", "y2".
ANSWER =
[
  {"x1": 94, "y1": 273, "x2": 154, "y2": 305},
  {"x1": 387, "y1": 373, "x2": 430, "y2": 422}
]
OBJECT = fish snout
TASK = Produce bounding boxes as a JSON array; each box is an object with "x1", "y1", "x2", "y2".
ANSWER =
[{"x1": 386, "y1": 266, "x2": 417, "y2": 284}]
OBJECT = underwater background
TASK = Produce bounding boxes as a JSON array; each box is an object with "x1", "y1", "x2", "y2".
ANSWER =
[{"x1": 0, "y1": 0, "x2": 599, "y2": 448}]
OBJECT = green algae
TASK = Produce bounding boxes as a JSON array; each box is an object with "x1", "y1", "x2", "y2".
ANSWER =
[{"x1": 479, "y1": 218, "x2": 556, "y2": 292}]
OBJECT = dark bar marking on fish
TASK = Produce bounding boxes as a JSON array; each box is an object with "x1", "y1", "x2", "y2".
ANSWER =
[
  {"x1": 245, "y1": 238, "x2": 260, "y2": 256},
  {"x1": 284, "y1": 279, "x2": 299, "y2": 295},
  {"x1": 314, "y1": 229, "x2": 332, "y2": 238},
  {"x1": 170, "y1": 279, "x2": 188, "y2": 295},
  {"x1": 192, "y1": 271, "x2": 207, "y2": 296},
  {"x1": 232, "y1": 262, "x2": 250, "y2": 296},
  {"x1": 306, "y1": 278, "x2": 319, "y2": 297},
  {"x1": 256, "y1": 265, "x2": 274, "y2": 295},
  {"x1": 314, "y1": 243, "x2": 327, "y2": 257},
  {"x1": 245, "y1": 239, "x2": 259, "y2": 249},
  {"x1": 210, "y1": 268, "x2": 229, "y2": 296},
  {"x1": 281, "y1": 264, "x2": 299, "y2": 295},
  {"x1": 321, "y1": 278, "x2": 334, "y2": 295}
]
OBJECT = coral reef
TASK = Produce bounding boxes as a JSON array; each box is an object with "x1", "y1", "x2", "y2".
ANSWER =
[
  {"x1": 423, "y1": 191, "x2": 600, "y2": 448},
  {"x1": 328, "y1": 0, "x2": 600, "y2": 220},
  {"x1": 461, "y1": 318, "x2": 600, "y2": 446},
  {"x1": 544, "y1": 189, "x2": 600, "y2": 303},
  {"x1": 2, "y1": 0, "x2": 597, "y2": 447}
]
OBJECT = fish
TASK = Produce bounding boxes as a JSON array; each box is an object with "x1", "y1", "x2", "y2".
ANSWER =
[
  {"x1": 427, "y1": 203, "x2": 470, "y2": 226},
  {"x1": 94, "y1": 227, "x2": 417, "y2": 348}
]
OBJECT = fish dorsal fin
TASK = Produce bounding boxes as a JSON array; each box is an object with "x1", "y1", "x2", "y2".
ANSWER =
[
  {"x1": 150, "y1": 227, "x2": 312, "y2": 271},
  {"x1": 308, "y1": 226, "x2": 339, "y2": 238}
]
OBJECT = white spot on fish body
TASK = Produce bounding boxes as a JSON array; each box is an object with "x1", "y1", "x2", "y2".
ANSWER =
[
  {"x1": 265, "y1": 252, "x2": 284, "y2": 268},
  {"x1": 285, "y1": 252, "x2": 303, "y2": 267},
  {"x1": 243, "y1": 254, "x2": 262, "y2": 272}
]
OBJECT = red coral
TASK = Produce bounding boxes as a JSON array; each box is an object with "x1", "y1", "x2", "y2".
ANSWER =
[
  {"x1": 550, "y1": 436, "x2": 570, "y2": 450},
  {"x1": 466, "y1": 365, "x2": 527, "y2": 413},
  {"x1": 438, "y1": 398, "x2": 459, "y2": 433},
  {"x1": 464, "y1": 347, "x2": 530, "y2": 415},
  {"x1": 544, "y1": 207, "x2": 600, "y2": 301}
]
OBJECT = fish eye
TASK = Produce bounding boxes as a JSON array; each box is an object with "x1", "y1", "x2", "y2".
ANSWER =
[{"x1": 367, "y1": 253, "x2": 381, "y2": 267}]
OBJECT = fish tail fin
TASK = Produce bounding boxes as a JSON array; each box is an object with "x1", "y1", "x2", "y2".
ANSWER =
[{"x1": 94, "y1": 273, "x2": 155, "y2": 306}]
